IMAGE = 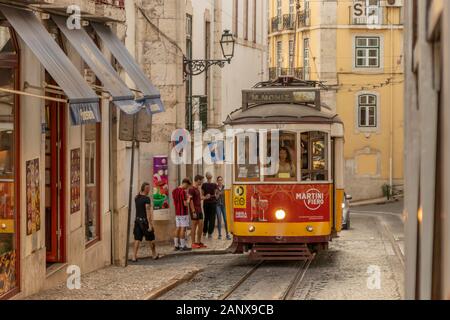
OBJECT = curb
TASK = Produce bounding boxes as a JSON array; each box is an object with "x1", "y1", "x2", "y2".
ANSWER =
[
  {"x1": 144, "y1": 269, "x2": 202, "y2": 300},
  {"x1": 130, "y1": 247, "x2": 232, "y2": 261},
  {"x1": 350, "y1": 197, "x2": 401, "y2": 207}
]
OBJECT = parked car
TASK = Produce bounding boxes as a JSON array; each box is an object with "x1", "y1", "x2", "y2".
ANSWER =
[{"x1": 342, "y1": 193, "x2": 352, "y2": 230}]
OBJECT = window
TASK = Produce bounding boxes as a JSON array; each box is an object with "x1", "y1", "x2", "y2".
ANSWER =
[
  {"x1": 235, "y1": 134, "x2": 260, "y2": 182},
  {"x1": 85, "y1": 123, "x2": 101, "y2": 244},
  {"x1": 186, "y1": 14, "x2": 193, "y2": 130},
  {"x1": 253, "y1": 0, "x2": 257, "y2": 43},
  {"x1": 303, "y1": 38, "x2": 310, "y2": 80},
  {"x1": 276, "y1": 40, "x2": 283, "y2": 75},
  {"x1": 289, "y1": 39, "x2": 294, "y2": 69},
  {"x1": 277, "y1": 0, "x2": 282, "y2": 18},
  {"x1": 366, "y1": 0, "x2": 381, "y2": 25},
  {"x1": 358, "y1": 94, "x2": 377, "y2": 127},
  {"x1": 233, "y1": 0, "x2": 239, "y2": 37},
  {"x1": 244, "y1": 0, "x2": 249, "y2": 40},
  {"x1": 0, "y1": 25, "x2": 19, "y2": 299},
  {"x1": 205, "y1": 20, "x2": 211, "y2": 114},
  {"x1": 301, "y1": 132, "x2": 328, "y2": 181},
  {"x1": 355, "y1": 36, "x2": 380, "y2": 68},
  {"x1": 289, "y1": 0, "x2": 295, "y2": 16},
  {"x1": 265, "y1": 131, "x2": 297, "y2": 181},
  {"x1": 352, "y1": 0, "x2": 381, "y2": 25}
]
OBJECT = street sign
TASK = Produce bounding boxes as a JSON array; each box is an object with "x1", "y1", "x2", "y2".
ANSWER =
[{"x1": 119, "y1": 109, "x2": 153, "y2": 143}]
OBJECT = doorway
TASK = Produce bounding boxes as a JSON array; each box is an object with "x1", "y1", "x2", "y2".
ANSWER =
[{"x1": 45, "y1": 101, "x2": 66, "y2": 266}]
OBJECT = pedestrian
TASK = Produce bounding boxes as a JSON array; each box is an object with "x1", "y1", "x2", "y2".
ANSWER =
[
  {"x1": 202, "y1": 172, "x2": 218, "y2": 239},
  {"x1": 189, "y1": 175, "x2": 210, "y2": 249},
  {"x1": 132, "y1": 182, "x2": 160, "y2": 262},
  {"x1": 172, "y1": 178, "x2": 192, "y2": 251},
  {"x1": 215, "y1": 176, "x2": 231, "y2": 240}
]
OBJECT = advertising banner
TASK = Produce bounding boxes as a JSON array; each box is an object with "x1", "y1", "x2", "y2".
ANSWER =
[
  {"x1": 70, "y1": 148, "x2": 81, "y2": 214},
  {"x1": 152, "y1": 156, "x2": 170, "y2": 220},
  {"x1": 26, "y1": 158, "x2": 40, "y2": 235},
  {"x1": 233, "y1": 184, "x2": 331, "y2": 223}
]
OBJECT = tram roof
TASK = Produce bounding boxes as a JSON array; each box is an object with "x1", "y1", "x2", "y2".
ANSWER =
[{"x1": 224, "y1": 103, "x2": 342, "y2": 126}]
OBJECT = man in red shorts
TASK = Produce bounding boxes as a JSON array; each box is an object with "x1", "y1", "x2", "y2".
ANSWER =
[{"x1": 172, "y1": 178, "x2": 192, "y2": 251}]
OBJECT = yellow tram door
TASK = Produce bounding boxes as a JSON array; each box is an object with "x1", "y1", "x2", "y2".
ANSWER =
[{"x1": 333, "y1": 136, "x2": 345, "y2": 234}]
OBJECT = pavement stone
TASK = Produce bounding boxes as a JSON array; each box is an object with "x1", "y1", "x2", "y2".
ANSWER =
[{"x1": 129, "y1": 227, "x2": 233, "y2": 260}]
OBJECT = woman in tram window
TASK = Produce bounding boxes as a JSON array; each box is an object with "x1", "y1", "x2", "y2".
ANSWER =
[{"x1": 277, "y1": 146, "x2": 296, "y2": 179}]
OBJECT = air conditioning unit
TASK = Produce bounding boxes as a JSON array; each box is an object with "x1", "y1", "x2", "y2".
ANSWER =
[{"x1": 385, "y1": 0, "x2": 403, "y2": 7}]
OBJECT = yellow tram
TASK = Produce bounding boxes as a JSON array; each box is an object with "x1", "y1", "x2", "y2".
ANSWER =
[{"x1": 224, "y1": 77, "x2": 345, "y2": 260}]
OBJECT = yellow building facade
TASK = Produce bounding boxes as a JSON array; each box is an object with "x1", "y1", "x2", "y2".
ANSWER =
[{"x1": 268, "y1": 0, "x2": 404, "y2": 200}]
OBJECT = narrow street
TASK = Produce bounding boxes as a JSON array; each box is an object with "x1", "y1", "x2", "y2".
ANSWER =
[{"x1": 27, "y1": 201, "x2": 405, "y2": 300}]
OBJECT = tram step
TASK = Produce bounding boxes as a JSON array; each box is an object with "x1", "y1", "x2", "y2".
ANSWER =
[{"x1": 250, "y1": 244, "x2": 313, "y2": 261}]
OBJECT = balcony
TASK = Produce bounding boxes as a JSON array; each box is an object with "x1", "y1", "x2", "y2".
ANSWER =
[
  {"x1": 298, "y1": 9, "x2": 311, "y2": 28},
  {"x1": 26, "y1": 0, "x2": 125, "y2": 21},
  {"x1": 270, "y1": 14, "x2": 295, "y2": 33},
  {"x1": 95, "y1": 0, "x2": 124, "y2": 8},
  {"x1": 349, "y1": 6, "x2": 403, "y2": 26},
  {"x1": 269, "y1": 67, "x2": 304, "y2": 80},
  {"x1": 282, "y1": 14, "x2": 295, "y2": 30}
]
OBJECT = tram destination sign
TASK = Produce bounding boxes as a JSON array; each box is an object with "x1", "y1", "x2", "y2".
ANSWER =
[{"x1": 242, "y1": 88, "x2": 321, "y2": 110}]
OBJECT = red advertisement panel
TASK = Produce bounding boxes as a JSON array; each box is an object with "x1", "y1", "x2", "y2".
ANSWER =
[{"x1": 233, "y1": 184, "x2": 331, "y2": 223}]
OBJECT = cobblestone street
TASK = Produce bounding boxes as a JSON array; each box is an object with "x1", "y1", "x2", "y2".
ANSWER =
[{"x1": 26, "y1": 201, "x2": 404, "y2": 300}]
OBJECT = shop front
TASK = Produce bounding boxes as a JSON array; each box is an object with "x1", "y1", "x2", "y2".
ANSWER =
[
  {"x1": 0, "y1": 22, "x2": 20, "y2": 299},
  {"x1": 0, "y1": 2, "x2": 163, "y2": 299}
]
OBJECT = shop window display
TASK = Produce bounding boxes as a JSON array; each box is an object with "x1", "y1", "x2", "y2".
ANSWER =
[{"x1": 0, "y1": 25, "x2": 18, "y2": 298}]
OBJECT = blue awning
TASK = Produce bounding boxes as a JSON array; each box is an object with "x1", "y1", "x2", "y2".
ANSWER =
[
  {"x1": 0, "y1": 5, "x2": 101, "y2": 125},
  {"x1": 52, "y1": 15, "x2": 143, "y2": 115},
  {"x1": 91, "y1": 22, "x2": 165, "y2": 115}
]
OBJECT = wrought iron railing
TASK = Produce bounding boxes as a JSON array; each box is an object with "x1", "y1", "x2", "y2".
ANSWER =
[
  {"x1": 271, "y1": 14, "x2": 295, "y2": 33},
  {"x1": 348, "y1": 6, "x2": 403, "y2": 26},
  {"x1": 298, "y1": 9, "x2": 311, "y2": 28},
  {"x1": 95, "y1": 0, "x2": 125, "y2": 8},
  {"x1": 269, "y1": 67, "x2": 304, "y2": 80},
  {"x1": 271, "y1": 16, "x2": 281, "y2": 33},
  {"x1": 283, "y1": 14, "x2": 295, "y2": 30}
]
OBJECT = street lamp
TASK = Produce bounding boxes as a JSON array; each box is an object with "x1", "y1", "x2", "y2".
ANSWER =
[
  {"x1": 220, "y1": 30, "x2": 235, "y2": 62},
  {"x1": 184, "y1": 29, "x2": 236, "y2": 78}
]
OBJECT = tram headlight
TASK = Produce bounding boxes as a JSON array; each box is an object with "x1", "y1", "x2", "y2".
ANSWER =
[
  {"x1": 306, "y1": 225, "x2": 314, "y2": 233},
  {"x1": 275, "y1": 209, "x2": 286, "y2": 220},
  {"x1": 248, "y1": 225, "x2": 256, "y2": 233}
]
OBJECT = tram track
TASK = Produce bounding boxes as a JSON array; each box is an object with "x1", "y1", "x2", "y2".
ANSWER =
[
  {"x1": 218, "y1": 261, "x2": 265, "y2": 300},
  {"x1": 281, "y1": 254, "x2": 316, "y2": 300},
  {"x1": 220, "y1": 254, "x2": 315, "y2": 300}
]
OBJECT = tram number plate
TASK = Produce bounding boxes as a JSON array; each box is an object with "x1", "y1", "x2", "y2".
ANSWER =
[{"x1": 233, "y1": 185, "x2": 247, "y2": 208}]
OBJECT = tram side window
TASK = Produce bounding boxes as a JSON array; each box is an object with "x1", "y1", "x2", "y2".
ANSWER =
[
  {"x1": 235, "y1": 134, "x2": 260, "y2": 181},
  {"x1": 265, "y1": 131, "x2": 297, "y2": 181},
  {"x1": 301, "y1": 132, "x2": 328, "y2": 181}
]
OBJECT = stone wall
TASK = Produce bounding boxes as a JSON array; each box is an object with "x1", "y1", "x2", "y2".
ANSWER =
[{"x1": 129, "y1": 0, "x2": 186, "y2": 243}]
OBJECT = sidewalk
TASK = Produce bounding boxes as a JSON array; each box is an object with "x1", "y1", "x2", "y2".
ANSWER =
[
  {"x1": 129, "y1": 228, "x2": 233, "y2": 260},
  {"x1": 26, "y1": 262, "x2": 204, "y2": 300},
  {"x1": 350, "y1": 196, "x2": 402, "y2": 207},
  {"x1": 25, "y1": 229, "x2": 232, "y2": 300}
]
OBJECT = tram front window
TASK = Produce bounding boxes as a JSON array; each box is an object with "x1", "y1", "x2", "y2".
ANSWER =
[
  {"x1": 235, "y1": 135, "x2": 260, "y2": 181},
  {"x1": 301, "y1": 131, "x2": 328, "y2": 181},
  {"x1": 266, "y1": 131, "x2": 297, "y2": 181}
]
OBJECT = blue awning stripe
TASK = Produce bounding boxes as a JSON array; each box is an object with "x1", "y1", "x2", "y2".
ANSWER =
[{"x1": 69, "y1": 102, "x2": 102, "y2": 125}]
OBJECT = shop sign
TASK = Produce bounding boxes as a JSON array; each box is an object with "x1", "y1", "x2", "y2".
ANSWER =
[{"x1": 119, "y1": 109, "x2": 152, "y2": 143}]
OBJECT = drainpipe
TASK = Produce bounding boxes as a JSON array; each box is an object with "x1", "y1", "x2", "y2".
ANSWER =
[{"x1": 389, "y1": 13, "x2": 394, "y2": 194}]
